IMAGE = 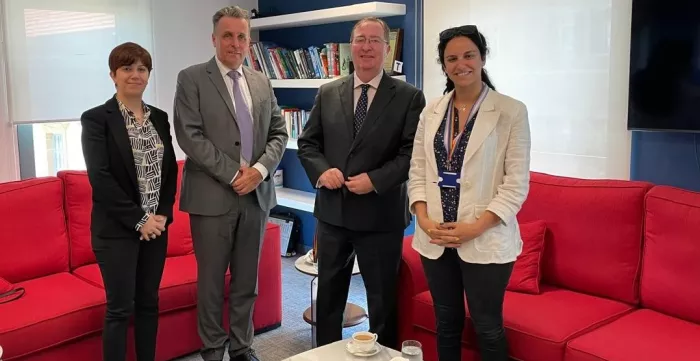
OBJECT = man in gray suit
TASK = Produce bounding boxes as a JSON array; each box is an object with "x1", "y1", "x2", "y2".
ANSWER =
[{"x1": 173, "y1": 6, "x2": 287, "y2": 361}]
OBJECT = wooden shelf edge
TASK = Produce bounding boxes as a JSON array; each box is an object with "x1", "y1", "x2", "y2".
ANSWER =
[
  {"x1": 251, "y1": 2, "x2": 406, "y2": 31},
  {"x1": 275, "y1": 187, "x2": 315, "y2": 212},
  {"x1": 271, "y1": 75, "x2": 406, "y2": 89}
]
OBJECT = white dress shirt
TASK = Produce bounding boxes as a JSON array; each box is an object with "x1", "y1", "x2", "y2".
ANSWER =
[
  {"x1": 214, "y1": 57, "x2": 269, "y2": 182},
  {"x1": 353, "y1": 70, "x2": 383, "y2": 112}
]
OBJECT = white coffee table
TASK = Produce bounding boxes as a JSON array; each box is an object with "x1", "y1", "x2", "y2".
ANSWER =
[
  {"x1": 282, "y1": 339, "x2": 401, "y2": 361},
  {"x1": 294, "y1": 256, "x2": 367, "y2": 348}
]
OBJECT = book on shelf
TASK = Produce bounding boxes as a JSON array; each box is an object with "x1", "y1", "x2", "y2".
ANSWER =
[
  {"x1": 281, "y1": 107, "x2": 310, "y2": 139},
  {"x1": 243, "y1": 41, "x2": 352, "y2": 80}
]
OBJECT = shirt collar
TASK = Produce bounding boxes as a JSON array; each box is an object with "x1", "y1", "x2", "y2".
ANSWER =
[
  {"x1": 117, "y1": 98, "x2": 150, "y2": 119},
  {"x1": 215, "y1": 56, "x2": 244, "y2": 79},
  {"x1": 353, "y1": 70, "x2": 383, "y2": 90}
]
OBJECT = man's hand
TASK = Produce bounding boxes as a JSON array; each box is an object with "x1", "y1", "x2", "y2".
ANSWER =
[
  {"x1": 345, "y1": 173, "x2": 374, "y2": 195},
  {"x1": 232, "y1": 166, "x2": 262, "y2": 195},
  {"x1": 318, "y1": 168, "x2": 344, "y2": 189}
]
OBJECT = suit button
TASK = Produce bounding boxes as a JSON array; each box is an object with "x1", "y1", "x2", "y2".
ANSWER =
[{"x1": 235, "y1": 141, "x2": 240, "y2": 146}]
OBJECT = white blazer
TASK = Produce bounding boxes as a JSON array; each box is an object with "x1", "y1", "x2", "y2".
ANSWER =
[{"x1": 408, "y1": 89, "x2": 531, "y2": 264}]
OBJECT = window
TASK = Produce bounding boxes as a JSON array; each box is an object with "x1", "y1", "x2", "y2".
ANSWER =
[
  {"x1": 423, "y1": 0, "x2": 633, "y2": 180},
  {"x1": 2, "y1": 0, "x2": 154, "y2": 178}
]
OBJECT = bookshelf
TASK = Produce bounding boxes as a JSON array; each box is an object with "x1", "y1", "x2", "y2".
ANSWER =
[
  {"x1": 271, "y1": 75, "x2": 405, "y2": 88},
  {"x1": 276, "y1": 187, "x2": 315, "y2": 212},
  {"x1": 251, "y1": 2, "x2": 406, "y2": 30},
  {"x1": 257, "y1": 0, "x2": 417, "y2": 249}
]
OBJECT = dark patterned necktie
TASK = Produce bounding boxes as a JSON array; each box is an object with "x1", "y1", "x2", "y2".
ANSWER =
[{"x1": 354, "y1": 84, "x2": 370, "y2": 138}]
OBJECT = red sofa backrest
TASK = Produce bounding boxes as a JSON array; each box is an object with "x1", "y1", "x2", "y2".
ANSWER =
[
  {"x1": 517, "y1": 172, "x2": 653, "y2": 304},
  {"x1": 58, "y1": 170, "x2": 95, "y2": 269},
  {"x1": 58, "y1": 162, "x2": 192, "y2": 270},
  {"x1": 641, "y1": 186, "x2": 700, "y2": 324},
  {"x1": 0, "y1": 177, "x2": 70, "y2": 282},
  {"x1": 168, "y1": 161, "x2": 193, "y2": 256}
]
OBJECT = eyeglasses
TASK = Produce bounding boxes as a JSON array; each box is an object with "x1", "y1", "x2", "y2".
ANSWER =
[{"x1": 352, "y1": 36, "x2": 387, "y2": 45}]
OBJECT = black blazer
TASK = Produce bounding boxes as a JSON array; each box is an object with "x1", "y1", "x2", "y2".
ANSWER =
[
  {"x1": 80, "y1": 96, "x2": 178, "y2": 240},
  {"x1": 297, "y1": 73, "x2": 426, "y2": 232}
]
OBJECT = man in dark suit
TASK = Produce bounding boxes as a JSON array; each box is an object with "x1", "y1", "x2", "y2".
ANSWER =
[
  {"x1": 172, "y1": 6, "x2": 287, "y2": 361},
  {"x1": 297, "y1": 16, "x2": 426, "y2": 348}
]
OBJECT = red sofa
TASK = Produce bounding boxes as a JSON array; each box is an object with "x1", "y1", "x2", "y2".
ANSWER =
[
  {"x1": 0, "y1": 161, "x2": 282, "y2": 361},
  {"x1": 398, "y1": 172, "x2": 700, "y2": 361}
]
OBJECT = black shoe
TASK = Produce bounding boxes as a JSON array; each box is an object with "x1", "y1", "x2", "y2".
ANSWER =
[{"x1": 230, "y1": 349, "x2": 259, "y2": 361}]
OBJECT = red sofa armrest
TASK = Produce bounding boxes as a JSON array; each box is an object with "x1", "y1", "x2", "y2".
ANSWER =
[{"x1": 398, "y1": 235, "x2": 430, "y2": 347}]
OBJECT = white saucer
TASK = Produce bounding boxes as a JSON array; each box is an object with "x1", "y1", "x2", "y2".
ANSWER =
[{"x1": 346, "y1": 340, "x2": 381, "y2": 357}]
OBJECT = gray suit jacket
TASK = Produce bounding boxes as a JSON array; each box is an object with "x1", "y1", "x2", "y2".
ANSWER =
[{"x1": 173, "y1": 57, "x2": 288, "y2": 216}]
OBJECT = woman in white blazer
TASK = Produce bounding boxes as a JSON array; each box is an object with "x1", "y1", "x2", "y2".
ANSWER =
[{"x1": 408, "y1": 25, "x2": 531, "y2": 361}]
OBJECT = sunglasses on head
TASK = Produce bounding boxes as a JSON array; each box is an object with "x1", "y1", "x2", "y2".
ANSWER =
[{"x1": 439, "y1": 25, "x2": 483, "y2": 48}]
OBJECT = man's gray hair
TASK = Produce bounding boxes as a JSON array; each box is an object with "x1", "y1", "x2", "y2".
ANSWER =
[
  {"x1": 212, "y1": 6, "x2": 250, "y2": 30},
  {"x1": 350, "y1": 17, "x2": 390, "y2": 43}
]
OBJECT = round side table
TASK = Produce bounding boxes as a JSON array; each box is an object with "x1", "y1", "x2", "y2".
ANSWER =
[{"x1": 294, "y1": 256, "x2": 367, "y2": 348}]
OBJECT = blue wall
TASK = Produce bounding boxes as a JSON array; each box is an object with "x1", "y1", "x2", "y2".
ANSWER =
[
  {"x1": 630, "y1": 131, "x2": 700, "y2": 191},
  {"x1": 261, "y1": 0, "x2": 421, "y2": 250}
]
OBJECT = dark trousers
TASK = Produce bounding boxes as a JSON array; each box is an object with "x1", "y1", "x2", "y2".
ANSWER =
[
  {"x1": 93, "y1": 233, "x2": 168, "y2": 361},
  {"x1": 315, "y1": 220, "x2": 404, "y2": 348},
  {"x1": 189, "y1": 194, "x2": 268, "y2": 361},
  {"x1": 421, "y1": 249, "x2": 514, "y2": 361}
]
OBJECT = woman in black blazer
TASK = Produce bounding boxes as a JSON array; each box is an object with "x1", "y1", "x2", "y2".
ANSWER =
[{"x1": 80, "y1": 42, "x2": 177, "y2": 361}]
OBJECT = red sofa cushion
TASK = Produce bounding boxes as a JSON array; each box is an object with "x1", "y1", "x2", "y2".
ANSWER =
[
  {"x1": 641, "y1": 186, "x2": 700, "y2": 324},
  {"x1": 59, "y1": 169, "x2": 194, "y2": 270},
  {"x1": 166, "y1": 161, "x2": 193, "y2": 257},
  {"x1": 565, "y1": 309, "x2": 700, "y2": 361},
  {"x1": 0, "y1": 178, "x2": 70, "y2": 282},
  {"x1": 508, "y1": 220, "x2": 546, "y2": 294},
  {"x1": 73, "y1": 254, "x2": 231, "y2": 313},
  {"x1": 58, "y1": 171, "x2": 95, "y2": 269},
  {"x1": 502, "y1": 286, "x2": 633, "y2": 361},
  {"x1": 0, "y1": 273, "x2": 105, "y2": 360},
  {"x1": 517, "y1": 172, "x2": 652, "y2": 304},
  {"x1": 411, "y1": 285, "x2": 633, "y2": 361}
]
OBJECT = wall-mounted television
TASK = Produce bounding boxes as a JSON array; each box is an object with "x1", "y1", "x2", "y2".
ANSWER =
[{"x1": 627, "y1": 0, "x2": 700, "y2": 132}]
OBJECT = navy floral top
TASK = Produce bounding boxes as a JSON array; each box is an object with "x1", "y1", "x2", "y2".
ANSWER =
[{"x1": 433, "y1": 108, "x2": 477, "y2": 223}]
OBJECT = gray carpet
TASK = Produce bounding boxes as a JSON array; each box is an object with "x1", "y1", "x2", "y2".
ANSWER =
[{"x1": 175, "y1": 256, "x2": 369, "y2": 361}]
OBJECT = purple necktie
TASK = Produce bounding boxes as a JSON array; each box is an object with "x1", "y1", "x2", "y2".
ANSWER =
[{"x1": 228, "y1": 70, "x2": 254, "y2": 163}]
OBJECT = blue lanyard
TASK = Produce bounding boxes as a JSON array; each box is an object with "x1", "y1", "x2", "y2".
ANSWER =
[{"x1": 443, "y1": 83, "x2": 489, "y2": 169}]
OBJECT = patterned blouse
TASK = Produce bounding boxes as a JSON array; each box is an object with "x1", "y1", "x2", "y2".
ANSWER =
[
  {"x1": 433, "y1": 106, "x2": 477, "y2": 223},
  {"x1": 118, "y1": 100, "x2": 164, "y2": 231}
]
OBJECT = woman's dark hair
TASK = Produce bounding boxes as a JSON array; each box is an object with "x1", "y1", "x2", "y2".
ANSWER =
[
  {"x1": 438, "y1": 25, "x2": 495, "y2": 94},
  {"x1": 108, "y1": 42, "x2": 153, "y2": 74}
]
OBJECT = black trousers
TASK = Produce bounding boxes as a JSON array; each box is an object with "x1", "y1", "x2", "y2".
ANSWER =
[
  {"x1": 421, "y1": 249, "x2": 514, "y2": 361},
  {"x1": 93, "y1": 233, "x2": 168, "y2": 361},
  {"x1": 315, "y1": 220, "x2": 404, "y2": 348}
]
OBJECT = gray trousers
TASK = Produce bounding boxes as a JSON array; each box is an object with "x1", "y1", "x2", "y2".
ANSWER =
[{"x1": 190, "y1": 193, "x2": 268, "y2": 361}]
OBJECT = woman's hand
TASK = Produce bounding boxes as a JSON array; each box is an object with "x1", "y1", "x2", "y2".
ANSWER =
[
  {"x1": 417, "y1": 215, "x2": 441, "y2": 237},
  {"x1": 139, "y1": 215, "x2": 166, "y2": 241},
  {"x1": 429, "y1": 222, "x2": 483, "y2": 248}
]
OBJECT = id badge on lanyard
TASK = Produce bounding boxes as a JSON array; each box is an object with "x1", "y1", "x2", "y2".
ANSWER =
[{"x1": 438, "y1": 84, "x2": 489, "y2": 189}]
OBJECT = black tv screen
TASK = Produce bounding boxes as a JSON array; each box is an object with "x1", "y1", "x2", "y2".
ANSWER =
[{"x1": 627, "y1": 0, "x2": 700, "y2": 132}]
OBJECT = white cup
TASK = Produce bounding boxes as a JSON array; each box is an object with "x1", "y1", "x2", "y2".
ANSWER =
[{"x1": 351, "y1": 331, "x2": 377, "y2": 352}]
